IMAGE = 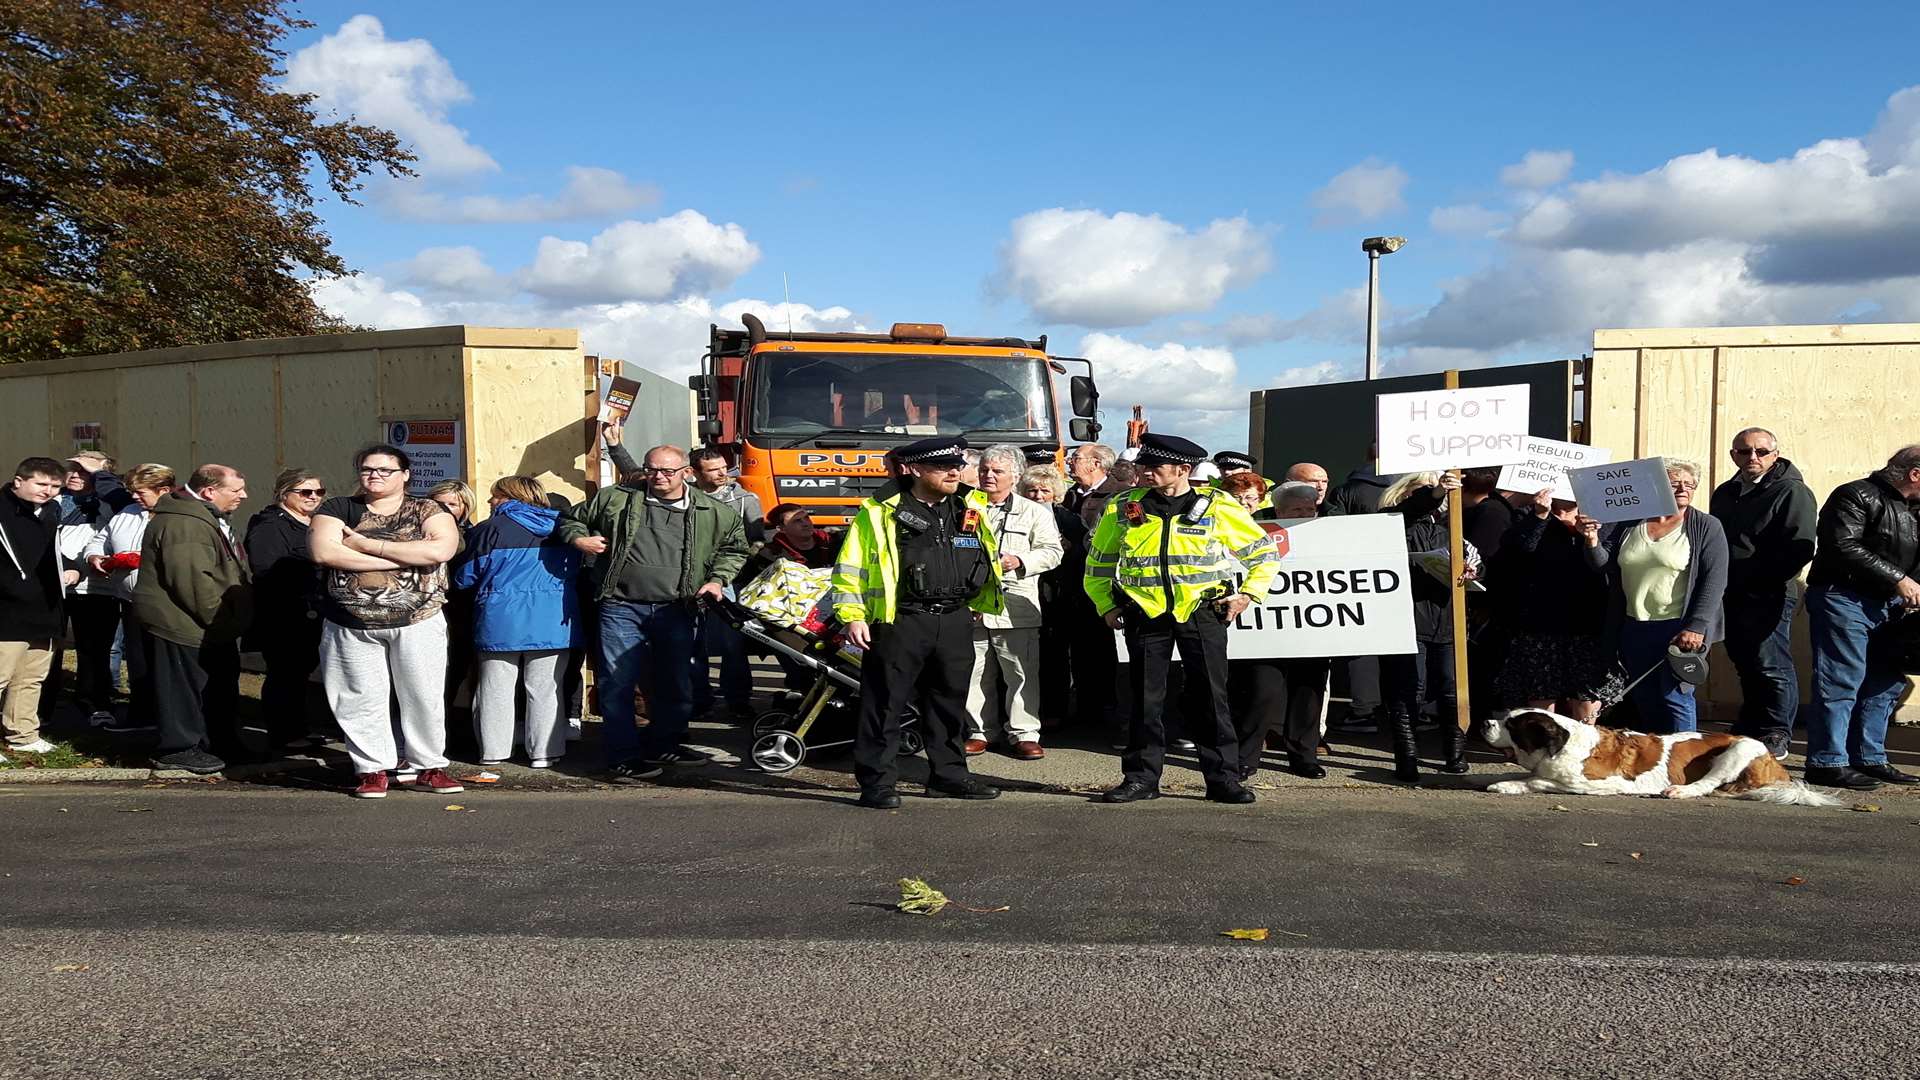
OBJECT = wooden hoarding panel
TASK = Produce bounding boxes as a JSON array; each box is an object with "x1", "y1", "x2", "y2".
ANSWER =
[
  {"x1": 116, "y1": 365, "x2": 194, "y2": 474},
  {"x1": 467, "y1": 345, "x2": 589, "y2": 514}
]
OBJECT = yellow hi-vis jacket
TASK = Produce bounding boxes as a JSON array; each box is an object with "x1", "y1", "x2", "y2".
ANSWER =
[
  {"x1": 1083, "y1": 487, "x2": 1282, "y2": 621},
  {"x1": 829, "y1": 486, "x2": 1005, "y2": 626}
]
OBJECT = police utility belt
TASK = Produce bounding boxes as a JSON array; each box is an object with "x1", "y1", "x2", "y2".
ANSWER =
[{"x1": 895, "y1": 500, "x2": 988, "y2": 615}]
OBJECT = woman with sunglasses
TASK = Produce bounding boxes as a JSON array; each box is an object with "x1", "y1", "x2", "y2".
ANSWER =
[
  {"x1": 246, "y1": 468, "x2": 330, "y2": 752},
  {"x1": 1585, "y1": 458, "x2": 1729, "y2": 733}
]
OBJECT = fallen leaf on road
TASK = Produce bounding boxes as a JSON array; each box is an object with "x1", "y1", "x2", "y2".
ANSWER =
[
  {"x1": 895, "y1": 877, "x2": 1008, "y2": 916},
  {"x1": 116, "y1": 808, "x2": 151, "y2": 814},
  {"x1": 1579, "y1": 842, "x2": 1599, "y2": 848},
  {"x1": 442, "y1": 804, "x2": 466, "y2": 812},
  {"x1": 1551, "y1": 805, "x2": 1571, "y2": 813},
  {"x1": 1221, "y1": 928, "x2": 1270, "y2": 941},
  {"x1": 1629, "y1": 852, "x2": 1643, "y2": 860},
  {"x1": 1851, "y1": 804, "x2": 1881, "y2": 813},
  {"x1": 51, "y1": 963, "x2": 88, "y2": 973},
  {"x1": 55, "y1": 808, "x2": 67, "y2": 813},
  {"x1": 1784, "y1": 876, "x2": 1806, "y2": 886}
]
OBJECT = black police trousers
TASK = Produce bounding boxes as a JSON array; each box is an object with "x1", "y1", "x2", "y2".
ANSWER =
[
  {"x1": 1122, "y1": 610, "x2": 1239, "y2": 788},
  {"x1": 853, "y1": 606, "x2": 976, "y2": 794}
]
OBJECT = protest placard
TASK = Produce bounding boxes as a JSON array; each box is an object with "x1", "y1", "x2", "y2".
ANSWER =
[
  {"x1": 1375, "y1": 384, "x2": 1531, "y2": 474},
  {"x1": 1497, "y1": 437, "x2": 1612, "y2": 500},
  {"x1": 596, "y1": 374, "x2": 641, "y2": 424},
  {"x1": 1115, "y1": 515, "x2": 1415, "y2": 660},
  {"x1": 1566, "y1": 456, "x2": 1680, "y2": 523}
]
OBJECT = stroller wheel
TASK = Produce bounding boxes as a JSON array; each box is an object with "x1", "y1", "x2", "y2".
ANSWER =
[
  {"x1": 751, "y1": 731, "x2": 806, "y2": 773},
  {"x1": 899, "y1": 729, "x2": 925, "y2": 756},
  {"x1": 752, "y1": 710, "x2": 797, "y2": 740}
]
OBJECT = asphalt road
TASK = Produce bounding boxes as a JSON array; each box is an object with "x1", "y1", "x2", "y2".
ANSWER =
[{"x1": 5, "y1": 783, "x2": 1919, "y2": 1078}]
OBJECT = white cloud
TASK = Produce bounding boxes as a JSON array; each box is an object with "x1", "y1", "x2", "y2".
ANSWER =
[
  {"x1": 997, "y1": 209, "x2": 1270, "y2": 327},
  {"x1": 519, "y1": 211, "x2": 761, "y2": 304},
  {"x1": 382, "y1": 166, "x2": 661, "y2": 224},
  {"x1": 311, "y1": 269, "x2": 863, "y2": 382},
  {"x1": 1429, "y1": 203, "x2": 1509, "y2": 236},
  {"x1": 1499, "y1": 150, "x2": 1574, "y2": 189},
  {"x1": 1076, "y1": 332, "x2": 1240, "y2": 415},
  {"x1": 285, "y1": 15, "x2": 495, "y2": 175},
  {"x1": 1387, "y1": 85, "x2": 1920, "y2": 360},
  {"x1": 397, "y1": 246, "x2": 513, "y2": 297},
  {"x1": 1309, "y1": 159, "x2": 1408, "y2": 225}
]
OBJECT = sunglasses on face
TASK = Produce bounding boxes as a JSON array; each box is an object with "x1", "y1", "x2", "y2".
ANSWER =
[
  {"x1": 292, "y1": 487, "x2": 326, "y2": 498},
  {"x1": 358, "y1": 467, "x2": 401, "y2": 478},
  {"x1": 1732, "y1": 447, "x2": 1775, "y2": 458}
]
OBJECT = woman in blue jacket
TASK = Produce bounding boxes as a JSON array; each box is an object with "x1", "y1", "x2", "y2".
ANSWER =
[{"x1": 453, "y1": 475, "x2": 582, "y2": 767}]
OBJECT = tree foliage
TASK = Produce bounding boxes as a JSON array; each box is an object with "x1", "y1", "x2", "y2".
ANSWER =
[{"x1": 0, "y1": 1, "x2": 413, "y2": 361}]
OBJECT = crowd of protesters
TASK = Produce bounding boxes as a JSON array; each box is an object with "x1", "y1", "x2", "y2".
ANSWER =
[{"x1": 0, "y1": 426, "x2": 1915, "y2": 799}]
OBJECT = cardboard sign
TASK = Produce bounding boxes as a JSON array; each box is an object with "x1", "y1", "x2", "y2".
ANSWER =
[
  {"x1": 1115, "y1": 515, "x2": 1416, "y2": 660},
  {"x1": 1375, "y1": 384, "x2": 1530, "y2": 474},
  {"x1": 386, "y1": 419, "x2": 464, "y2": 495},
  {"x1": 1497, "y1": 437, "x2": 1612, "y2": 501},
  {"x1": 1566, "y1": 457, "x2": 1680, "y2": 523}
]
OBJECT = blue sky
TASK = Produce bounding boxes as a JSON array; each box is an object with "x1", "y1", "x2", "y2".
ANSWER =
[{"x1": 291, "y1": 2, "x2": 1920, "y2": 449}]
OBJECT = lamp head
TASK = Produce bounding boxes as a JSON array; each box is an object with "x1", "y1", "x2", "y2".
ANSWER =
[{"x1": 1362, "y1": 235, "x2": 1407, "y2": 256}]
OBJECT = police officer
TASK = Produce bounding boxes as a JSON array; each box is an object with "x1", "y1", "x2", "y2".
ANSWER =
[
  {"x1": 1085, "y1": 434, "x2": 1282, "y2": 804},
  {"x1": 832, "y1": 436, "x2": 1006, "y2": 809}
]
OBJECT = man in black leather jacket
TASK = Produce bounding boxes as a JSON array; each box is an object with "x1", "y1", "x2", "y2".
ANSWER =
[{"x1": 1802, "y1": 445, "x2": 1920, "y2": 790}]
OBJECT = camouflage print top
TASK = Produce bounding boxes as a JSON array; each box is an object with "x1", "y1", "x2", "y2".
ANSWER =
[{"x1": 314, "y1": 495, "x2": 450, "y2": 630}]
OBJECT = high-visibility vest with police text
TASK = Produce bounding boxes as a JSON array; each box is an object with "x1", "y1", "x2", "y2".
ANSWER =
[{"x1": 1082, "y1": 487, "x2": 1281, "y2": 621}]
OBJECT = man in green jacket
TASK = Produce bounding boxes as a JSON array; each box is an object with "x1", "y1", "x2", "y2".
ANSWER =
[
  {"x1": 131, "y1": 465, "x2": 253, "y2": 774},
  {"x1": 558, "y1": 444, "x2": 750, "y2": 782}
]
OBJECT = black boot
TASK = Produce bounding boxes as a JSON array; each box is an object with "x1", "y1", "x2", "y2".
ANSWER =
[
  {"x1": 1440, "y1": 719, "x2": 1469, "y2": 774},
  {"x1": 1390, "y1": 707, "x2": 1420, "y2": 782}
]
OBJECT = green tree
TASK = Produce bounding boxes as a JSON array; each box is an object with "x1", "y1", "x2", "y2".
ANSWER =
[{"x1": 0, "y1": 1, "x2": 413, "y2": 361}]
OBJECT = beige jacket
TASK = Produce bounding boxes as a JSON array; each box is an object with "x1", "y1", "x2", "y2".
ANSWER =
[{"x1": 977, "y1": 493, "x2": 1063, "y2": 629}]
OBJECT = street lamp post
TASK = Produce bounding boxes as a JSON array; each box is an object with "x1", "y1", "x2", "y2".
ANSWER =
[{"x1": 1361, "y1": 235, "x2": 1406, "y2": 381}]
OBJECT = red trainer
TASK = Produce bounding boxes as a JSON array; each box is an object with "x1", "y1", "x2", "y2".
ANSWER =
[
  {"x1": 404, "y1": 768, "x2": 464, "y2": 794},
  {"x1": 352, "y1": 772, "x2": 389, "y2": 799}
]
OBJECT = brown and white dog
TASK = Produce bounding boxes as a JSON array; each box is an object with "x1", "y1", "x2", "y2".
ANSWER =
[{"x1": 1481, "y1": 709, "x2": 1843, "y2": 807}]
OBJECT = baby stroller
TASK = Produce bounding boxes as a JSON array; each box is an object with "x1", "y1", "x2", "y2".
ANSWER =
[{"x1": 719, "y1": 561, "x2": 923, "y2": 773}]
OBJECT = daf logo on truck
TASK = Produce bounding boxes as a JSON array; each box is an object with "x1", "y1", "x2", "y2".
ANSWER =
[{"x1": 687, "y1": 315, "x2": 1105, "y2": 526}]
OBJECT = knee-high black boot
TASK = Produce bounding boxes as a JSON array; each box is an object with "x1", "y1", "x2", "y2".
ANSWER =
[
  {"x1": 1390, "y1": 706, "x2": 1420, "y2": 782},
  {"x1": 1440, "y1": 718, "x2": 1469, "y2": 774}
]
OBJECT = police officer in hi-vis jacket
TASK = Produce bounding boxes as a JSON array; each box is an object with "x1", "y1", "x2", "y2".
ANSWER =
[
  {"x1": 1084, "y1": 434, "x2": 1282, "y2": 805},
  {"x1": 830, "y1": 436, "x2": 1006, "y2": 810}
]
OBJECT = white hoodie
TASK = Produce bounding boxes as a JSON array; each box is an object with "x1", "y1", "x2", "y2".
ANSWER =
[{"x1": 82, "y1": 504, "x2": 152, "y2": 601}]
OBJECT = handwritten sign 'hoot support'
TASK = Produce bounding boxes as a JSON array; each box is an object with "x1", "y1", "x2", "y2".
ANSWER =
[
  {"x1": 1497, "y1": 437, "x2": 1613, "y2": 501},
  {"x1": 1375, "y1": 384, "x2": 1531, "y2": 475},
  {"x1": 1113, "y1": 515, "x2": 1416, "y2": 661},
  {"x1": 1566, "y1": 457, "x2": 1680, "y2": 524}
]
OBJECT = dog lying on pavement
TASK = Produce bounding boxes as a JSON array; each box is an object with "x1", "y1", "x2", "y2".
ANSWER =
[{"x1": 1480, "y1": 709, "x2": 1843, "y2": 807}]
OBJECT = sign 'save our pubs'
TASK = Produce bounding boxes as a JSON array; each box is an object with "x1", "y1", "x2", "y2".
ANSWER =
[
  {"x1": 1497, "y1": 437, "x2": 1612, "y2": 501},
  {"x1": 1566, "y1": 456, "x2": 1680, "y2": 524},
  {"x1": 1115, "y1": 515, "x2": 1416, "y2": 661},
  {"x1": 1374, "y1": 383, "x2": 1531, "y2": 475}
]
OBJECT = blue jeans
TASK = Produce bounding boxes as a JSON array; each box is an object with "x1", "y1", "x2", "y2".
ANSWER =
[
  {"x1": 1723, "y1": 589, "x2": 1800, "y2": 745},
  {"x1": 597, "y1": 599, "x2": 698, "y2": 766},
  {"x1": 1804, "y1": 585, "x2": 1908, "y2": 769},
  {"x1": 1618, "y1": 617, "x2": 1695, "y2": 733},
  {"x1": 691, "y1": 607, "x2": 752, "y2": 714}
]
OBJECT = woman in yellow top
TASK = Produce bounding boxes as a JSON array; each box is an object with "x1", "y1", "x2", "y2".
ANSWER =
[{"x1": 1585, "y1": 459, "x2": 1729, "y2": 733}]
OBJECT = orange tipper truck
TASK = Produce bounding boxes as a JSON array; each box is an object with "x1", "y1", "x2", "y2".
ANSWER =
[{"x1": 688, "y1": 314, "x2": 1103, "y2": 526}]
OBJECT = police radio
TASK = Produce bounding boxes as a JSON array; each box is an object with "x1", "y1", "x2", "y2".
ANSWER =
[{"x1": 1182, "y1": 492, "x2": 1214, "y2": 524}]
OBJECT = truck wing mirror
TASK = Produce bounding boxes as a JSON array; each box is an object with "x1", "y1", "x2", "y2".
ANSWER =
[
  {"x1": 1069, "y1": 417, "x2": 1102, "y2": 443},
  {"x1": 1068, "y1": 372, "x2": 1098, "y2": 418}
]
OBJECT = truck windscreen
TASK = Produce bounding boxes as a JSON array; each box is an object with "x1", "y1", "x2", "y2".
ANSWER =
[{"x1": 751, "y1": 353, "x2": 1055, "y2": 439}]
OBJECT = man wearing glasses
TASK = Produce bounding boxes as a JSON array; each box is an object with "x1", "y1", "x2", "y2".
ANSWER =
[
  {"x1": 558, "y1": 445, "x2": 750, "y2": 783},
  {"x1": 1708, "y1": 427, "x2": 1817, "y2": 760}
]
